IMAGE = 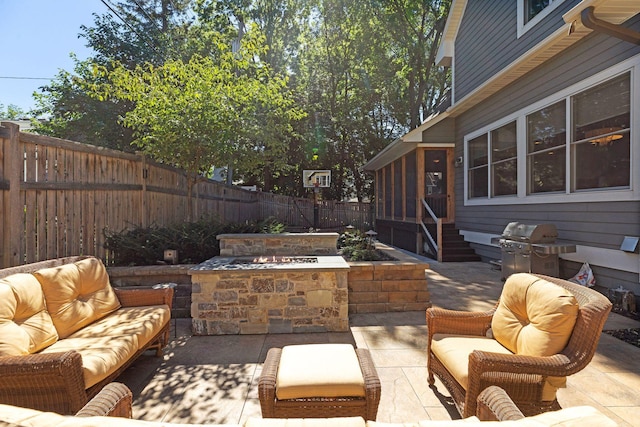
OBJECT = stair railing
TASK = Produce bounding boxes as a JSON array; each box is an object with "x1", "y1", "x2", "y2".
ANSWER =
[{"x1": 421, "y1": 198, "x2": 442, "y2": 260}]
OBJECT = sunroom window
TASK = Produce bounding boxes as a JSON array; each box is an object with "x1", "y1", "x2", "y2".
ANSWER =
[
  {"x1": 491, "y1": 122, "x2": 517, "y2": 197},
  {"x1": 468, "y1": 134, "x2": 488, "y2": 199},
  {"x1": 527, "y1": 100, "x2": 566, "y2": 194},
  {"x1": 571, "y1": 73, "x2": 630, "y2": 191}
]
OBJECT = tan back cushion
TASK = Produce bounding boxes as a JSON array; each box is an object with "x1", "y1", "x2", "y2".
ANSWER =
[
  {"x1": 0, "y1": 273, "x2": 58, "y2": 356},
  {"x1": 492, "y1": 273, "x2": 578, "y2": 356},
  {"x1": 33, "y1": 257, "x2": 121, "y2": 338}
]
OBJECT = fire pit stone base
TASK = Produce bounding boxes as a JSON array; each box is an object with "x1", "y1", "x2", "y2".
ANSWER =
[{"x1": 190, "y1": 263, "x2": 349, "y2": 335}]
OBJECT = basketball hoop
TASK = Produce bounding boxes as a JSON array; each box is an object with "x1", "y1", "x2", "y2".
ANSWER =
[{"x1": 313, "y1": 181, "x2": 320, "y2": 193}]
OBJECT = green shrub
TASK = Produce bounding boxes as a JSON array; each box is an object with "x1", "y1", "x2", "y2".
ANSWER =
[
  {"x1": 103, "y1": 217, "x2": 284, "y2": 266},
  {"x1": 337, "y1": 229, "x2": 387, "y2": 261}
]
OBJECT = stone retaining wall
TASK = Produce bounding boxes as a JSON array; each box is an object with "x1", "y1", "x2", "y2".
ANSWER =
[
  {"x1": 218, "y1": 233, "x2": 338, "y2": 256},
  {"x1": 107, "y1": 240, "x2": 431, "y2": 319},
  {"x1": 348, "y1": 244, "x2": 431, "y2": 313}
]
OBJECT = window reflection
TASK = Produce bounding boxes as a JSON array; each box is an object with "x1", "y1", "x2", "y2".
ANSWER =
[
  {"x1": 491, "y1": 122, "x2": 517, "y2": 196},
  {"x1": 572, "y1": 73, "x2": 630, "y2": 191},
  {"x1": 527, "y1": 101, "x2": 566, "y2": 193}
]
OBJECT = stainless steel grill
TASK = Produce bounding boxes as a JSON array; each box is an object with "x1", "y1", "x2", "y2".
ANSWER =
[{"x1": 495, "y1": 222, "x2": 576, "y2": 279}]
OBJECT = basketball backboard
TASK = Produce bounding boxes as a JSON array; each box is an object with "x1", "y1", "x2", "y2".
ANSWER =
[{"x1": 303, "y1": 170, "x2": 331, "y2": 188}]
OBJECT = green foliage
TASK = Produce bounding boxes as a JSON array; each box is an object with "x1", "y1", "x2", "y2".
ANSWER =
[
  {"x1": 90, "y1": 27, "x2": 304, "y2": 220},
  {"x1": 30, "y1": 0, "x2": 451, "y2": 201},
  {"x1": 31, "y1": 58, "x2": 135, "y2": 151},
  {"x1": 0, "y1": 103, "x2": 26, "y2": 120},
  {"x1": 104, "y1": 217, "x2": 284, "y2": 266},
  {"x1": 337, "y1": 229, "x2": 390, "y2": 262}
]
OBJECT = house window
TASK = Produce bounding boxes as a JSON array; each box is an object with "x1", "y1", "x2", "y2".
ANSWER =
[
  {"x1": 571, "y1": 73, "x2": 630, "y2": 191},
  {"x1": 465, "y1": 62, "x2": 634, "y2": 206},
  {"x1": 518, "y1": 0, "x2": 564, "y2": 37},
  {"x1": 527, "y1": 100, "x2": 566, "y2": 194},
  {"x1": 491, "y1": 122, "x2": 517, "y2": 197},
  {"x1": 524, "y1": 0, "x2": 550, "y2": 24},
  {"x1": 468, "y1": 134, "x2": 488, "y2": 198},
  {"x1": 467, "y1": 121, "x2": 518, "y2": 199}
]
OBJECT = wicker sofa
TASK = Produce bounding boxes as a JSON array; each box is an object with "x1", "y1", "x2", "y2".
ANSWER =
[
  {"x1": 0, "y1": 256, "x2": 173, "y2": 415},
  {"x1": 0, "y1": 383, "x2": 618, "y2": 426}
]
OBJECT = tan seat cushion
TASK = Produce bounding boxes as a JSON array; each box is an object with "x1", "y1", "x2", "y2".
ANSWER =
[
  {"x1": 0, "y1": 273, "x2": 58, "y2": 356},
  {"x1": 246, "y1": 417, "x2": 366, "y2": 427},
  {"x1": 368, "y1": 406, "x2": 616, "y2": 426},
  {"x1": 276, "y1": 344, "x2": 366, "y2": 400},
  {"x1": 40, "y1": 333, "x2": 138, "y2": 389},
  {"x1": 71, "y1": 305, "x2": 171, "y2": 349},
  {"x1": 33, "y1": 257, "x2": 121, "y2": 338},
  {"x1": 430, "y1": 334, "x2": 560, "y2": 402},
  {"x1": 492, "y1": 273, "x2": 578, "y2": 356},
  {"x1": 431, "y1": 334, "x2": 512, "y2": 390},
  {"x1": 0, "y1": 403, "x2": 241, "y2": 427}
]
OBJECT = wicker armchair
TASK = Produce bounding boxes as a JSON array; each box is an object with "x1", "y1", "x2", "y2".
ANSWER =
[{"x1": 427, "y1": 273, "x2": 612, "y2": 418}]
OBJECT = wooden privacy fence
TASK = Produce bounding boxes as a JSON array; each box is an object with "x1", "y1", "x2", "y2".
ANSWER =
[{"x1": 0, "y1": 122, "x2": 373, "y2": 268}]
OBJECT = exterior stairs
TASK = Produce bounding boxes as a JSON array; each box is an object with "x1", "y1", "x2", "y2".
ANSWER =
[{"x1": 423, "y1": 222, "x2": 481, "y2": 262}]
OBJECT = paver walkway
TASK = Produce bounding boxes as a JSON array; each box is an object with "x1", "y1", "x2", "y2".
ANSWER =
[{"x1": 118, "y1": 260, "x2": 640, "y2": 426}]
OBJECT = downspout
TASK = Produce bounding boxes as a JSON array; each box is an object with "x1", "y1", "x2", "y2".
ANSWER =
[{"x1": 580, "y1": 6, "x2": 640, "y2": 45}]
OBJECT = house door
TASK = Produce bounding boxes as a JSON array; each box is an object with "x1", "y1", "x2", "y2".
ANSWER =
[{"x1": 424, "y1": 150, "x2": 448, "y2": 219}]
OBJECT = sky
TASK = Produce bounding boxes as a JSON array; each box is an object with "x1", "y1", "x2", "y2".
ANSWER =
[{"x1": 0, "y1": 0, "x2": 109, "y2": 113}]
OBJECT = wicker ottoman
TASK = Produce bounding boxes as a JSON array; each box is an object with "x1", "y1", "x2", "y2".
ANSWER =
[{"x1": 258, "y1": 344, "x2": 381, "y2": 420}]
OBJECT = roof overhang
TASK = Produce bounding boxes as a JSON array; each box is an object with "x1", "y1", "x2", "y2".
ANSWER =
[
  {"x1": 435, "y1": 0, "x2": 468, "y2": 67},
  {"x1": 363, "y1": 1, "x2": 639, "y2": 172},
  {"x1": 362, "y1": 112, "x2": 455, "y2": 171},
  {"x1": 445, "y1": 1, "x2": 639, "y2": 117}
]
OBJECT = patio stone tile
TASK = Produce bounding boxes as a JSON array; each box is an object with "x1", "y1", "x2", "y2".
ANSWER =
[
  {"x1": 401, "y1": 367, "x2": 449, "y2": 408},
  {"x1": 589, "y1": 334, "x2": 640, "y2": 373},
  {"x1": 603, "y1": 312, "x2": 640, "y2": 331},
  {"x1": 351, "y1": 311, "x2": 426, "y2": 327},
  {"x1": 353, "y1": 325, "x2": 428, "y2": 350},
  {"x1": 564, "y1": 365, "x2": 640, "y2": 407},
  {"x1": 134, "y1": 363, "x2": 256, "y2": 424},
  {"x1": 368, "y1": 347, "x2": 426, "y2": 368},
  {"x1": 167, "y1": 334, "x2": 266, "y2": 365},
  {"x1": 606, "y1": 406, "x2": 640, "y2": 426},
  {"x1": 239, "y1": 398, "x2": 263, "y2": 424},
  {"x1": 375, "y1": 367, "x2": 429, "y2": 423},
  {"x1": 556, "y1": 387, "x2": 630, "y2": 427}
]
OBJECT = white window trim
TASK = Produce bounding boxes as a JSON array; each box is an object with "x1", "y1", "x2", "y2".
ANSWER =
[
  {"x1": 517, "y1": 0, "x2": 565, "y2": 38},
  {"x1": 463, "y1": 54, "x2": 639, "y2": 207}
]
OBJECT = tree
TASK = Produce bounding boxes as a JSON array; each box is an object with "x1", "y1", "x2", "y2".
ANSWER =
[
  {"x1": 0, "y1": 103, "x2": 26, "y2": 120},
  {"x1": 32, "y1": 56, "x2": 134, "y2": 150},
  {"x1": 94, "y1": 28, "x2": 304, "y2": 219},
  {"x1": 370, "y1": 0, "x2": 451, "y2": 129},
  {"x1": 32, "y1": 0, "x2": 195, "y2": 150}
]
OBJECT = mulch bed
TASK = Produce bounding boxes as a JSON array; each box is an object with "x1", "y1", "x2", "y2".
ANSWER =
[
  {"x1": 603, "y1": 309, "x2": 640, "y2": 349},
  {"x1": 604, "y1": 328, "x2": 640, "y2": 349}
]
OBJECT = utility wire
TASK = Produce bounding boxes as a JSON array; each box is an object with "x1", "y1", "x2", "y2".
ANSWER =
[
  {"x1": 99, "y1": 0, "x2": 167, "y2": 61},
  {"x1": 0, "y1": 76, "x2": 52, "y2": 80}
]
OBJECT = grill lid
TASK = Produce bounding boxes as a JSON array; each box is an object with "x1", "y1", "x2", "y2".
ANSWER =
[{"x1": 501, "y1": 222, "x2": 558, "y2": 243}]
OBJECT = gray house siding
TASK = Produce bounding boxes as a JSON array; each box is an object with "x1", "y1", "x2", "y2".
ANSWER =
[
  {"x1": 452, "y1": 13, "x2": 640, "y2": 290},
  {"x1": 455, "y1": 0, "x2": 581, "y2": 101}
]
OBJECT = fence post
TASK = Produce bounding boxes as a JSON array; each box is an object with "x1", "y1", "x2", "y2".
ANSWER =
[{"x1": 1, "y1": 122, "x2": 22, "y2": 267}]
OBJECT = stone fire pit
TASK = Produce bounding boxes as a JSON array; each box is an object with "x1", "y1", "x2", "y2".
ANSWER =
[{"x1": 190, "y1": 233, "x2": 350, "y2": 335}]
